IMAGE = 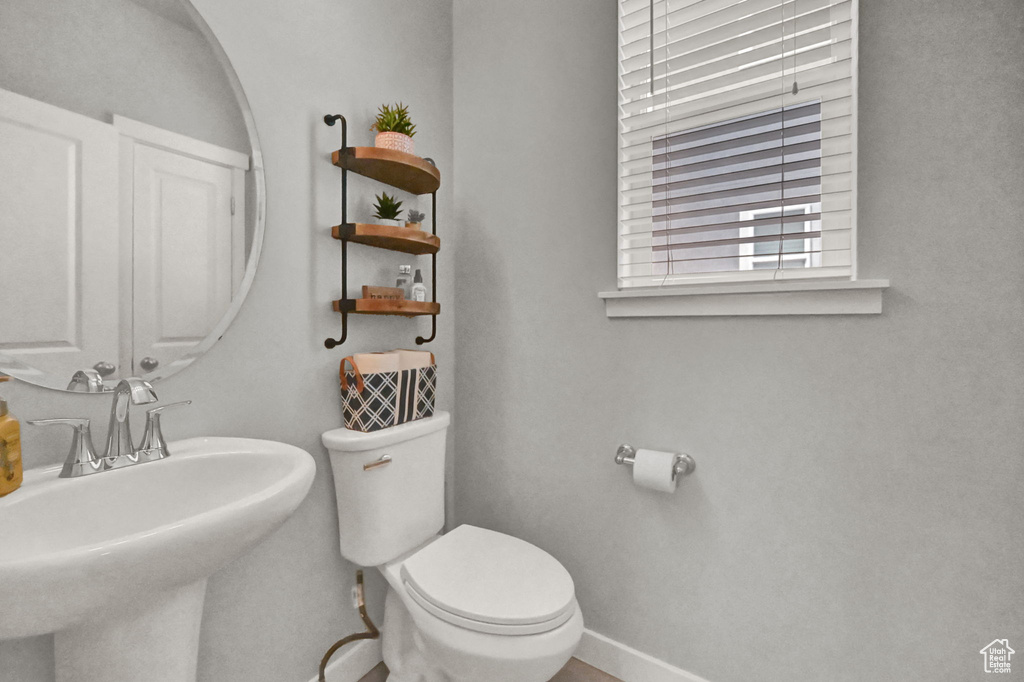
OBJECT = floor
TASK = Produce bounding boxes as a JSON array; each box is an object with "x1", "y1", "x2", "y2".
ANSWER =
[{"x1": 357, "y1": 658, "x2": 623, "y2": 682}]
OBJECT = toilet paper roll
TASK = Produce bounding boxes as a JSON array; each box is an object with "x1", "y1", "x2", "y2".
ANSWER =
[
  {"x1": 632, "y1": 449, "x2": 678, "y2": 493},
  {"x1": 352, "y1": 352, "x2": 400, "y2": 374}
]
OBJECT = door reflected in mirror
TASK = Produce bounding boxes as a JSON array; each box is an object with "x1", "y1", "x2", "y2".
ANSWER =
[{"x1": 0, "y1": 0, "x2": 264, "y2": 391}]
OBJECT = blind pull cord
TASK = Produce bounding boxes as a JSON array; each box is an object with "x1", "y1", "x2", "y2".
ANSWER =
[
  {"x1": 783, "y1": 0, "x2": 800, "y2": 274},
  {"x1": 791, "y1": 0, "x2": 800, "y2": 95},
  {"x1": 776, "y1": 0, "x2": 788, "y2": 275},
  {"x1": 649, "y1": 0, "x2": 655, "y2": 96}
]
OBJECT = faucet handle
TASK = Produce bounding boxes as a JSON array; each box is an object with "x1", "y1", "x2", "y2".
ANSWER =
[
  {"x1": 27, "y1": 418, "x2": 101, "y2": 478},
  {"x1": 145, "y1": 401, "x2": 192, "y2": 417},
  {"x1": 138, "y1": 401, "x2": 191, "y2": 462}
]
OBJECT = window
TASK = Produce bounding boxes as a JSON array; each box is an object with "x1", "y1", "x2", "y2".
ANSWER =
[
  {"x1": 618, "y1": 0, "x2": 857, "y2": 289},
  {"x1": 738, "y1": 204, "x2": 818, "y2": 270}
]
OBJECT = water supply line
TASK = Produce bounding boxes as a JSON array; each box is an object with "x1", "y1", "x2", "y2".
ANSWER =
[{"x1": 318, "y1": 570, "x2": 380, "y2": 682}]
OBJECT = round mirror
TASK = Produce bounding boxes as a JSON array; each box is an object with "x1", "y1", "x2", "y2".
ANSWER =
[{"x1": 0, "y1": 0, "x2": 264, "y2": 392}]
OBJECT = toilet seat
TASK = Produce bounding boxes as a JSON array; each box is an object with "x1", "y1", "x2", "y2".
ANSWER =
[{"x1": 400, "y1": 525, "x2": 576, "y2": 636}]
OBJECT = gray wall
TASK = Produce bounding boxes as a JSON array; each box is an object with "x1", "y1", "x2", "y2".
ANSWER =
[
  {"x1": 0, "y1": 0, "x2": 249, "y2": 153},
  {"x1": 451, "y1": 1, "x2": 1023, "y2": 682},
  {"x1": 4, "y1": 2, "x2": 1022, "y2": 682},
  {"x1": 0, "y1": 0, "x2": 454, "y2": 680}
]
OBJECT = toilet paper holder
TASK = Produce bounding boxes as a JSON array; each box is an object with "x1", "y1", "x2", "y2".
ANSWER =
[{"x1": 615, "y1": 444, "x2": 696, "y2": 480}]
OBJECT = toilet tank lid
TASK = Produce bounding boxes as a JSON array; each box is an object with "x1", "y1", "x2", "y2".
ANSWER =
[{"x1": 322, "y1": 411, "x2": 450, "y2": 452}]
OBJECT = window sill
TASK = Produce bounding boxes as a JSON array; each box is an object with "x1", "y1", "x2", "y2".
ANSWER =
[{"x1": 598, "y1": 279, "x2": 889, "y2": 317}]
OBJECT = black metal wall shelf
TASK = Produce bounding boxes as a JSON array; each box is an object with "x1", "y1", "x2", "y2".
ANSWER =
[{"x1": 323, "y1": 114, "x2": 439, "y2": 348}]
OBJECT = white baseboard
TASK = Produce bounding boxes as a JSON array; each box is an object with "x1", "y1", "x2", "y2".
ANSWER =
[
  {"x1": 307, "y1": 628, "x2": 707, "y2": 682},
  {"x1": 576, "y1": 629, "x2": 711, "y2": 682},
  {"x1": 309, "y1": 638, "x2": 383, "y2": 682}
]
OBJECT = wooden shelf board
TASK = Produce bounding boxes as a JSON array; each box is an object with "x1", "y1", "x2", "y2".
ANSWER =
[
  {"x1": 332, "y1": 223, "x2": 440, "y2": 255},
  {"x1": 333, "y1": 299, "x2": 440, "y2": 317},
  {"x1": 332, "y1": 147, "x2": 441, "y2": 195}
]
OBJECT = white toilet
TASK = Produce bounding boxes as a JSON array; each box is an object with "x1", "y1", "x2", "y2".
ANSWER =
[{"x1": 323, "y1": 412, "x2": 583, "y2": 682}]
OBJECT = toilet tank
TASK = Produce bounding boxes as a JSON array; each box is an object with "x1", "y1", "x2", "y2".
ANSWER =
[{"x1": 322, "y1": 412, "x2": 450, "y2": 567}]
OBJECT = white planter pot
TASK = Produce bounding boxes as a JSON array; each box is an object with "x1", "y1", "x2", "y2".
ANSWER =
[
  {"x1": 377, "y1": 218, "x2": 404, "y2": 227},
  {"x1": 375, "y1": 131, "x2": 415, "y2": 155}
]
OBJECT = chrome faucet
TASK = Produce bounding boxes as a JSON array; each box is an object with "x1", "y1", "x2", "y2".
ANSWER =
[
  {"x1": 105, "y1": 378, "x2": 158, "y2": 466},
  {"x1": 29, "y1": 378, "x2": 191, "y2": 478},
  {"x1": 66, "y1": 369, "x2": 106, "y2": 393}
]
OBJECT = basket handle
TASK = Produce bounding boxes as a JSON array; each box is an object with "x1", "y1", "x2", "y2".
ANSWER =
[{"x1": 339, "y1": 356, "x2": 365, "y2": 393}]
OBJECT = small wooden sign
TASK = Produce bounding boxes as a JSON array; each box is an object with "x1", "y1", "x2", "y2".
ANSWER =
[{"x1": 362, "y1": 285, "x2": 405, "y2": 301}]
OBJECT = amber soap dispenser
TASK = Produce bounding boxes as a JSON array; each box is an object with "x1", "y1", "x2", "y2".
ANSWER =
[{"x1": 0, "y1": 376, "x2": 23, "y2": 496}]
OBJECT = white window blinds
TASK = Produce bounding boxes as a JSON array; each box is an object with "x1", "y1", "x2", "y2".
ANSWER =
[{"x1": 618, "y1": 0, "x2": 857, "y2": 288}]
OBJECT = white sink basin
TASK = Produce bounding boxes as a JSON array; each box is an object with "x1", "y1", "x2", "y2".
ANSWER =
[{"x1": 0, "y1": 437, "x2": 315, "y2": 682}]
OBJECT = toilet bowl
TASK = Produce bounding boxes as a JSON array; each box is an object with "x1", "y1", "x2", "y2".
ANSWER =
[
  {"x1": 323, "y1": 413, "x2": 583, "y2": 681},
  {"x1": 379, "y1": 526, "x2": 584, "y2": 682}
]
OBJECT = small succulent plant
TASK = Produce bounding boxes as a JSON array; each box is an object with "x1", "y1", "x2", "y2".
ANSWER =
[
  {"x1": 407, "y1": 209, "x2": 426, "y2": 224},
  {"x1": 373, "y1": 192, "x2": 403, "y2": 221},
  {"x1": 370, "y1": 103, "x2": 417, "y2": 138}
]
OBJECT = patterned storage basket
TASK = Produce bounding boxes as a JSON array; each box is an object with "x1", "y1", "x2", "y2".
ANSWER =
[
  {"x1": 340, "y1": 354, "x2": 436, "y2": 432},
  {"x1": 339, "y1": 357, "x2": 399, "y2": 432}
]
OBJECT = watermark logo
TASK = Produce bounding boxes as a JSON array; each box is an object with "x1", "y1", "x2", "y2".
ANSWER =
[{"x1": 980, "y1": 639, "x2": 1014, "y2": 674}]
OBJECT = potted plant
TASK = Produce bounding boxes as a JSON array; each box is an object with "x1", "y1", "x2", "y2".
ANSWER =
[
  {"x1": 406, "y1": 209, "x2": 425, "y2": 230},
  {"x1": 370, "y1": 102, "x2": 416, "y2": 155},
  {"x1": 373, "y1": 192, "x2": 404, "y2": 227}
]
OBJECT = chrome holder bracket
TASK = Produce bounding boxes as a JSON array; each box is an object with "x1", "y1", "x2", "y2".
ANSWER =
[{"x1": 615, "y1": 443, "x2": 696, "y2": 481}]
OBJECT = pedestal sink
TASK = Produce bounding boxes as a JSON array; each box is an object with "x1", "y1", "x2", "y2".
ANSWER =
[{"x1": 0, "y1": 437, "x2": 316, "y2": 682}]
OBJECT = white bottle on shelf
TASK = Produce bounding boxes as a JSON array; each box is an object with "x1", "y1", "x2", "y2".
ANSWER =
[{"x1": 411, "y1": 269, "x2": 427, "y2": 302}]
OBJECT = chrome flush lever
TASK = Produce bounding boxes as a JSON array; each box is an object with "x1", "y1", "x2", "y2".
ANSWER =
[{"x1": 363, "y1": 454, "x2": 392, "y2": 471}]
